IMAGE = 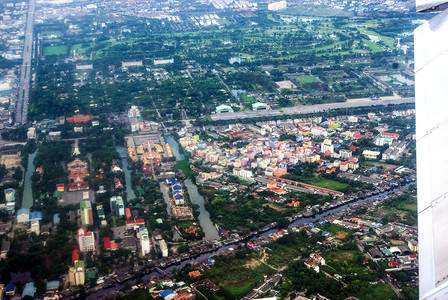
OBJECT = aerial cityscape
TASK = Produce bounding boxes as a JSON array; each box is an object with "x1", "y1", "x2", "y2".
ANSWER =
[{"x1": 0, "y1": 0, "x2": 428, "y2": 299}]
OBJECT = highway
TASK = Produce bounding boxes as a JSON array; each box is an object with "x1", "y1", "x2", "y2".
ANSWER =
[
  {"x1": 211, "y1": 97, "x2": 415, "y2": 121},
  {"x1": 15, "y1": 0, "x2": 36, "y2": 125}
]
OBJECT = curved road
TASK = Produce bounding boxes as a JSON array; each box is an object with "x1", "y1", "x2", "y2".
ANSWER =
[{"x1": 15, "y1": 0, "x2": 36, "y2": 125}]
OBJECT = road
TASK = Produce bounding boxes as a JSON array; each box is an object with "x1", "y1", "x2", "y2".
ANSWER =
[
  {"x1": 15, "y1": 0, "x2": 36, "y2": 125},
  {"x1": 210, "y1": 97, "x2": 415, "y2": 121}
]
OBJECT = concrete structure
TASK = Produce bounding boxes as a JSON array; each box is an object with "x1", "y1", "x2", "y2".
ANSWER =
[
  {"x1": 268, "y1": 0, "x2": 287, "y2": 11},
  {"x1": 69, "y1": 260, "x2": 85, "y2": 286},
  {"x1": 77, "y1": 227, "x2": 95, "y2": 252},
  {"x1": 80, "y1": 201, "x2": 93, "y2": 226},
  {"x1": 252, "y1": 102, "x2": 269, "y2": 111},
  {"x1": 362, "y1": 150, "x2": 381, "y2": 160},
  {"x1": 110, "y1": 196, "x2": 125, "y2": 216},
  {"x1": 4, "y1": 188, "x2": 15, "y2": 202},
  {"x1": 216, "y1": 104, "x2": 234, "y2": 114},
  {"x1": 122, "y1": 61, "x2": 143, "y2": 69},
  {"x1": 17, "y1": 208, "x2": 30, "y2": 223},
  {"x1": 139, "y1": 227, "x2": 151, "y2": 256}
]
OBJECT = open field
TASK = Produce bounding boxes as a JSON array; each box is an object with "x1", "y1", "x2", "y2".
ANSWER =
[
  {"x1": 312, "y1": 178, "x2": 348, "y2": 191},
  {"x1": 174, "y1": 160, "x2": 192, "y2": 178},
  {"x1": 43, "y1": 45, "x2": 68, "y2": 55},
  {"x1": 335, "y1": 231, "x2": 349, "y2": 239},
  {"x1": 295, "y1": 75, "x2": 318, "y2": 84},
  {"x1": 0, "y1": 153, "x2": 22, "y2": 169}
]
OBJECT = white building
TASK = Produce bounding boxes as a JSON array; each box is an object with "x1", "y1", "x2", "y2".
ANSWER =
[
  {"x1": 268, "y1": 0, "x2": 287, "y2": 11},
  {"x1": 78, "y1": 228, "x2": 95, "y2": 252},
  {"x1": 139, "y1": 227, "x2": 151, "y2": 256},
  {"x1": 159, "y1": 240, "x2": 168, "y2": 257}
]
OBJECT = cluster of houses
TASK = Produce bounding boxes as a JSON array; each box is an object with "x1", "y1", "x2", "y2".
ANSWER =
[{"x1": 166, "y1": 177, "x2": 194, "y2": 219}]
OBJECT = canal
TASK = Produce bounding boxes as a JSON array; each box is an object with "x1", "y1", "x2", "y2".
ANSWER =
[
  {"x1": 166, "y1": 135, "x2": 219, "y2": 240},
  {"x1": 21, "y1": 151, "x2": 36, "y2": 209},
  {"x1": 116, "y1": 145, "x2": 136, "y2": 201},
  {"x1": 87, "y1": 183, "x2": 414, "y2": 299},
  {"x1": 184, "y1": 179, "x2": 220, "y2": 240}
]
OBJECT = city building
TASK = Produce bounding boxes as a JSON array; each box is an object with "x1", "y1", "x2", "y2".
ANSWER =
[
  {"x1": 110, "y1": 196, "x2": 125, "y2": 216},
  {"x1": 4, "y1": 188, "x2": 15, "y2": 202},
  {"x1": 139, "y1": 227, "x2": 151, "y2": 256},
  {"x1": 69, "y1": 260, "x2": 85, "y2": 286},
  {"x1": 77, "y1": 227, "x2": 95, "y2": 252},
  {"x1": 362, "y1": 150, "x2": 381, "y2": 160},
  {"x1": 215, "y1": 104, "x2": 234, "y2": 114},
  {"x1": 268, "y1": 0, "x2": 287, "y2": 11},
  {"x1": 17, "y1": 208, "x2": 30, "y2": 223},
  {"x1": 80, "y1": 201, "x2": 93, "y2": 226}
]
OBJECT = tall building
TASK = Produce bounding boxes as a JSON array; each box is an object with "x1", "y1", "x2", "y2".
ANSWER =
[
  {"x1": 110, "y1": 196, "x2": 125, "y2": 216},
  {"x1": 80, "y1": 201, "x2": 93, "y2": 226},
  {"x1": 415, "y1": 1, "x2": 448, "y2": 298},
  {"x1": 4, "y1": 188, "x2": 15, "y2": 202},
  {"x1": 268, "y1": 0, "x2": 287, "y2": 11},
  {"x1": 69, "y1": 260, "x2": 85, "y2": 286},
  {"x1": 139, "y1": 227, "x2": 151, "y2": 256},
  {"x1": 77, "y1": 227, "x2": 95, "y2": 252}
]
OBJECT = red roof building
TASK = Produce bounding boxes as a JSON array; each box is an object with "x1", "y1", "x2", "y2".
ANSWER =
[
  {"x1": 104, "y1": 237, "x2": 110, "y2": 250},
  {"x1": 66, "y1": 115, "x2": 91, "y2": 123}
]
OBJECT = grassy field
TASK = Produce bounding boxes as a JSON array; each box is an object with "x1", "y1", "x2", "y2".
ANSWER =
[
  {"x1": 43, "y1": 45, "x2": 67, "y2": 55},
  {"x1": 41, "y1": 30, "x2": 62, "y2": 37},
  {"x1": 240, "y1": 93, "x2": 256, "y2": 103},
  {"x1": 359, "y1": 28, "x2": 396, "y2": 48},
  {"x1": 363, "y1": 40, "x2": 384, "y2": 53},
  {"x1": 173, "y1": 160, "x2": 192, "y2": 178},
  {"x1": 313, "y1": 178, "x2": 348, "y2": 191},
  {"x1": 296, "y1": 75, "x2": 318, "y2": 84},
  {"x1": 206, "y1": 260, "x2": 275, "y2": 298},
  {"x1": 356, "y1": 284, "x2": 397, "y2": 300},
  {"x1": 322, "y1": 223, "x2": 353, "y2": 240}
]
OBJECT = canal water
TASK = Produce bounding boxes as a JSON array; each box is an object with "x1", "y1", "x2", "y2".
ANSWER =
[
  {"x1": 165, "y1": 136, "x2": 219, "y2": 240},
  {"x1": 165, "y1": 136, "x2": 185, "y2": 161},
  {"x1": 87, "y1": 183, "x2": 414, "y2": 299},
  {"x1": 116, "y1": 145, "x2": 136, "y2": 201},
  {"x1": 184, "y1": 179, "x2": 220, "y2": 240},
  {"x1": 21, "y1": 151, "x2": 36, "y2": 209}
]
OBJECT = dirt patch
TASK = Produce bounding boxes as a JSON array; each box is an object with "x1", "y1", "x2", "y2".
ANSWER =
[
  {"x1": 0, "y1": 153, "x2": 22, "y2": 169},
  {"x1": 262, "y1": 203, "x2": 286, "y2": 211},
  {"x1": 390, "y1": 239, "x2": 405, "y2": 245},
  {"x1": 335, "y1": 231, "x2": 349, "y2": 239},
  {"x1": 243, "y1": 258, "x2": 261, "y2": 268}
]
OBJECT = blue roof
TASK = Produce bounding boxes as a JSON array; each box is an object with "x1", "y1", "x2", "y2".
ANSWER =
[
  {"x1": 322, "y1": 231, "x2": 330, "y2": 235},
  {"x1": 172, "y1": 184, "x2": 182, "y2": 191},
  {"x1": 29, "y1": 211, "x2": 42, "y2": 220},
  {"x1": 46, "y1": 280, "x2": 59, "y2": 289},
  {"x1": 6, "y1": 283, "x2": 15, "y2": 291},
  {"x1": 175, "y1": 194, "x2": 184, "y2": 200},
  {"x1": 160, "y1": 290, "x2": 175, "y2": 297},
  {"x1": 22, "y1": 282, "x2": 36, "y2": 297},
  {"x1": 53, "y1": 213, "x2": 60, "y2": 224},
  {"x1": 17, "y1": 208, "x2": 30, "y2": 215}
]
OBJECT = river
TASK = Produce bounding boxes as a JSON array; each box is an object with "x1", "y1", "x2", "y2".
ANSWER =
[
  {"x1": 116, "y1": 145, "x2": 136, "y2": 201},
  {"x1": 21, "y1": 151, "x2": 36, "y2": 209}
]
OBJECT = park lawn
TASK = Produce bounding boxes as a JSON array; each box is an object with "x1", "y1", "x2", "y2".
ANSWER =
[
  {"x1": 216, "y1": 18, "x2": 231, "y2": 25},
  {"x1": 222, "y1": 283, "x2": 254, "y2": 298},
  {"x1": 41, "y1": 30, "x2": 62, "y2": 36},
  {"x1": 322, "y1": 223, "x2": 354, "y2": 240},
  {"x1": 240, "y1": 93, "x2": 256, "y2": 103},
  {"x1": 359, "y1": 28, "x2": 395, "y2": 48},
  {"x1": 173, "y1": 160, "x2": 192, "y2": 178},
  {"x1": 44, "y1": 45, "x2": 68, "y2": 55},
  {"x1": 397, "y1": 202, "x2": 417, "y2": 212},
  {"x1": 356, "y1": 284, "x2": 397, "y2": 300},
  {"x1": 296, "y1": 75, "x2": 318, "y2": 84},
  {"x1": 313, "y1": 179, "x2": 348, "y2": 191},
  {"x1": 364, "y1": 40, "x2": 383, "y2": 53}
]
